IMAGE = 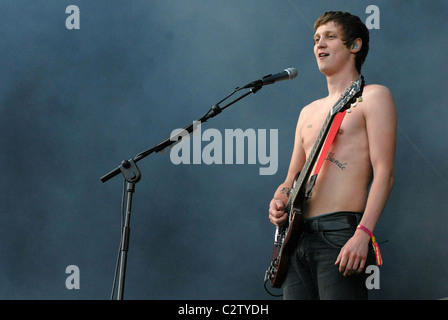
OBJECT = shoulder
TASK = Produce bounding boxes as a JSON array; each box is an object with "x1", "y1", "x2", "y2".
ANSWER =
[
  {"x1": 360, "y1": 84, "x2": 397, "y2": 128},
  {"x1": 299, "y1": 97, "x2": 325, "y2": 117},
  {"x1": 295, "y1": 98, "x2": 324, "y2": 130},
  {"x1": 361, "y1": 84, "x2": 396, "y2": 114},
  {"x1": 362, "y1": 84, "x2": 393, "y2": 101}
]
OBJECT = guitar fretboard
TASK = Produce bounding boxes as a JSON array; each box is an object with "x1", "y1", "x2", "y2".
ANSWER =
[
  {"x1": 287, "y1": 110, "x2": 334, "y2": 209},
  {"x1": 286, "y1": 75, "x2": 364, "y2": 210}
]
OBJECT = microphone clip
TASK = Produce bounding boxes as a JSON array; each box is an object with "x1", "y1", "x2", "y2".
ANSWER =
[{"x1": 242, "y1": 77, "x2": 266, "y2": 89}]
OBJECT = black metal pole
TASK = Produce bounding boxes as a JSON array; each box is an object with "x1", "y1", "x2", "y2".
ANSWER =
[
  {"x1": 116, "y1": 180, "x2": 135, "y2": 300},
  {"x1": 100, "y1": 85, "x2": 262, "y2": 299}
]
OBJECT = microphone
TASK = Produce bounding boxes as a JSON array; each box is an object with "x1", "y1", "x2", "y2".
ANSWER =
[{"x1": 242, "y1": 68, "x2": 298, "y2": 89}]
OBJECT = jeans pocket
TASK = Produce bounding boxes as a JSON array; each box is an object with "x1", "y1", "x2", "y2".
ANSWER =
[{"x1": 319, "y1": 229, "x2": 354, "y2": 249}]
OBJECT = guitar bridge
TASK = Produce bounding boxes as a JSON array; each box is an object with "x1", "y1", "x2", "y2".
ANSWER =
[
  {"x1": 291, "y1": 207, "x2": 302, "y2": 217},
  {"x1": 274, "y1": 226, "x2": 287, "y2": 246}
]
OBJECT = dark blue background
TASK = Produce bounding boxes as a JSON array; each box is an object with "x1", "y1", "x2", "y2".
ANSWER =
[{"x1": 1, "y1": 0, "x2": 447, "y2": 299}]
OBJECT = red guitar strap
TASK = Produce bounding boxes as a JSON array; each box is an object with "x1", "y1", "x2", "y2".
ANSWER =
[{"x1": 306, "y1": 110, "x2": 347, "y2": 198}]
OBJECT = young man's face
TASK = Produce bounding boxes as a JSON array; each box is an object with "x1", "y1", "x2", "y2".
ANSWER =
[{"x1": 313, "y1": 21, "x2": 354, "y2": 76}]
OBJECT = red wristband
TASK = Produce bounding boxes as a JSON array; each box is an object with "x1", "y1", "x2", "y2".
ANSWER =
[{"x1": 357, "y1": 224, "x2": 383, "y2": 266}]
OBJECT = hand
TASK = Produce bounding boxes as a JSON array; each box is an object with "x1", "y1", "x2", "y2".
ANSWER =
[
  {"x1": 335, "y1": 229, "x2": 371, "y2": 276},
  {"x1": 269, "y1": 199, "x2": 287, "y2": 226}
]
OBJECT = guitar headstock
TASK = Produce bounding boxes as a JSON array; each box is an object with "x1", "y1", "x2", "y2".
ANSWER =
[{"x1": 331, "y1": 75, "x2": 365, "y2": 115}]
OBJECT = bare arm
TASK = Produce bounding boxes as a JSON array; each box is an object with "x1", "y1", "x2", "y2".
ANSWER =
[
  {"x1": 269, "y1": 109, "x2": 307, "y2": 226},
  {"x1": 359, "y1": 85, "x2": 396, "y2": 231},
  {"x1": 336, "y1": 85, "x2": 397, "y2": 275}
]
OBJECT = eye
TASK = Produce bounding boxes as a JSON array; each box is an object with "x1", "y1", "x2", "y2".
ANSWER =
[{"x1": 314, "y1": 37, "x2": 320, "y2": 44}]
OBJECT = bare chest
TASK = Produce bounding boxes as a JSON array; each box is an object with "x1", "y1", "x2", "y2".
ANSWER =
[{"x1": 300, "y1": 105, "x2": 367, "y2": 156}]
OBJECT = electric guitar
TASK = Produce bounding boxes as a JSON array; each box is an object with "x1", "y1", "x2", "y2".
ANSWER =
[{"x1": 264, "y1": 75, "x2": 365, "y2": 290}]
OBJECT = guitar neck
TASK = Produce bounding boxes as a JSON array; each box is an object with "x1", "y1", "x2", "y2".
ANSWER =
[
  {"x1": 287, "y1": 110, "x2": 336, "y2": 208},
  {"x1": 285, "y1": 74, "x2": 364, "y2": 210}
]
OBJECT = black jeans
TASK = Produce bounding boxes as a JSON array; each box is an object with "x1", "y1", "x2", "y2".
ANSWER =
[{"x1": 283, "y1": 211, "x2": 375, "y2": 300}]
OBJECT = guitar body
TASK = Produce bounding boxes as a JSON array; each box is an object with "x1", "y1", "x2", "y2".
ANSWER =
[
  {"x1": 265, "y1": 176, "x2": 306, "y2": 288},
  {"x1": 264, "y1": 75, "x2": 365, "y2": 291}
]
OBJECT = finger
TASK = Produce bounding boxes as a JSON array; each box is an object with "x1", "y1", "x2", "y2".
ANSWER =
[
  {"x1": 269, "y1": 208, "x2": 283, "y2": 219},
  {"x1": 343, "y1": 254, "x2": 355, "y2": 276},
  {"x1": 343, "y1": 263, "x2": 353, "y2": 276},
  {"x1": 269, "y1": 210, "x2": 285, "y2": 226},
  {"x1": 269, "y1": 200, "x2": 282, "y2": 212},
  {"x1": 347, "y1": 255, "x2": 366, "y2": 276},
  {"x1": 356, "y1": 258, "x2": 367, "y2": 274},
  {"x1": 335, "y1": 252, "x2": 342, "y2": 266},
  {"x1": 338, "y1": 255, "x2": 347, "y2": 274},
  {"x1": 351, "y1": 257, "x2": 360, "y2": 272},
  {"x1": 274, "y1": 199, "x2": 285, "y2": 211},
  {"x1": 272, "y1": 213, "x2": 287, "y2": 226}
]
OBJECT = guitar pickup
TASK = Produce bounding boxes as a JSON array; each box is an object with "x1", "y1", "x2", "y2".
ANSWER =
[{"x1": 305, "y1": 174, "x2": 317, "y2": 200}]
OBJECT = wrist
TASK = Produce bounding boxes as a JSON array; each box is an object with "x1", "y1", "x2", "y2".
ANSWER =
[
  {"x1": 356, "y1": 224, "x2": 383, "y2": 266},
  {"x1": 355, "y1": 228, "x2": 371, "y2": 240}
]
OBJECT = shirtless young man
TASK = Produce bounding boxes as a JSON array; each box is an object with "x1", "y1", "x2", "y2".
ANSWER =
[{"x1": 268, "y1": 11, "x2": 396, "y2": 299}]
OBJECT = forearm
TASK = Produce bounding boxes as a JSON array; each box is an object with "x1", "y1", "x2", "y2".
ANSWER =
[
  {"x1": 337, "y1": 170, "x2": 394, "y2": 274},
  {"x1": 272, "y1": 182, "x2": 292, "y2": 206},
  {"x1": 359, "y1": 168, "x2": 394, "y2": 232}
]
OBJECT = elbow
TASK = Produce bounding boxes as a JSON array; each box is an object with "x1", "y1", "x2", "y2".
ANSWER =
[{"x1": 373, "y1": 166, "x2": 395, "y2": 192}]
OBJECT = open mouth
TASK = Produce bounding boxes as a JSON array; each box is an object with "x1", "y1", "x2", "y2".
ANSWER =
[{"x1": 318, "y1": 53, "x2": 329, "y2": 57}]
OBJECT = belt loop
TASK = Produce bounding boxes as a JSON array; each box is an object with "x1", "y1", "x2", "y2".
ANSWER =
[{"x1": 312, "y1": 219, "x2": 320, "y2": 232}]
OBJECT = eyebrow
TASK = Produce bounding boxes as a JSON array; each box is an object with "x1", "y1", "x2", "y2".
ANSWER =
[
  {"x1": 313, "y1": 30, "x2": 339, "y2": 44},
  {"x1": 314, "y1": 30, "x2": 337, "y2": 38}
]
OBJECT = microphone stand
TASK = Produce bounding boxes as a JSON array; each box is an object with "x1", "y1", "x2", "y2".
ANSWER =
[{"x1": 101, "y1": 84, "x2": 263, "y2": 300}]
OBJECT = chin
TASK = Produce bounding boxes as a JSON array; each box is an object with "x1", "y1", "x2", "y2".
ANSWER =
[
  {"x1": 317, "y1": 65, "x2": 331, "y2": 75},
  {"x1": 317, "y1": 64, "x2": 338, "y2": 76}
]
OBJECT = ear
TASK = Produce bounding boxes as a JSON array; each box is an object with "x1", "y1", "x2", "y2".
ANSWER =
[{"x1": 351, "y1": 38, "x2": 362, "y2": 52}]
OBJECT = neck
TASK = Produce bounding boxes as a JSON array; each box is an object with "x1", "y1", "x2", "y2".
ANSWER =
[{"x1": 325, "y1": 68, "x2": 359, "y2": 99}]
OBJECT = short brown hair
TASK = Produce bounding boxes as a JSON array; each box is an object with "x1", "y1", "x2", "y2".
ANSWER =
[{"x1": 314, "y1": 11, "x2": 370, "y2": 73}]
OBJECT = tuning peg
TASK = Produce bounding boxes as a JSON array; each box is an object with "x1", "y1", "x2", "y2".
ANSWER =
[
  {"x1": 347, "y1": 109, "x2": 352, "y2": 113},
  {"x1": 357, "y1": 96, "x2": 363, "y2": 102}
]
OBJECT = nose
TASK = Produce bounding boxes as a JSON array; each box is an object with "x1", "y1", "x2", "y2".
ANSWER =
[{"x1": 316, "y1": 38, "x2": 326, "y2": 48}]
